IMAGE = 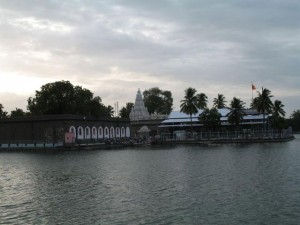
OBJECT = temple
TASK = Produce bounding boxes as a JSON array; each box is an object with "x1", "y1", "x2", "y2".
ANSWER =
[{"x1": 129, "y1": 89, "x2": 150, "y2": 121}]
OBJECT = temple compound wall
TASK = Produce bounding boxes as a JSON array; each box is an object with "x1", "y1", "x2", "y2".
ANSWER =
[{"x1": 0, "y1": 114, "x2": 131, "y2": 145}]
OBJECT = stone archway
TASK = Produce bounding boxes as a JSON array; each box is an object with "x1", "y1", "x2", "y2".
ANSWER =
[
  {"x1": 126, "y1": 127, "x2": 130, "y2": 138},
  {"x1": 98, "y1": 126, "x2": 103, "y2": 139},
  {"x1": 77, "y1": 126, "x2": 84, "y2": 139},
  {"x1": 69, "y1": 126, "x2": 76, "y2": 138}
]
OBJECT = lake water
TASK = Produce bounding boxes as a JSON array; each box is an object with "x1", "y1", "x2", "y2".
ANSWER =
[{"x1": 1, "y1": 135, "x2": 300, "y2": 225}]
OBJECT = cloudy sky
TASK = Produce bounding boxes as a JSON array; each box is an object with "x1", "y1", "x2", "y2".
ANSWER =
[{"x1": 1, "y1": 0, "x2": 300, "y2": 116}]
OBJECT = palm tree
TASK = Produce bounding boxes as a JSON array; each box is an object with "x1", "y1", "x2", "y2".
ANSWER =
[
  {"x1": 180, "y1": 88, "x2": 205, "y2": 136},
  {"x1": 196, "y1": 93, "x2": 208, "y2": 109},
  {"x1": 213, "y1": 94, "x2": 227, "y2": 109},
  {"x1": 271, "y1": 100, "x2": 286, "y2": 130},
  {"x1": 228, "y1": 97, "x2": 245, "y2": 130},
  {"x1": 252, "y1": 88, "x2": 273, "y2": 132},
  {"x1": 272, "y1": 100, "x2": 285, "y2": 118},
  {"x1": 106, "y1": 105, "x2": 114, "y2": 117}
]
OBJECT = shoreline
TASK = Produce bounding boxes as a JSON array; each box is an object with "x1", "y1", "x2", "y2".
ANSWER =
[
  {"x1": 0, "y1": 135, "x2": 295, "y2": 152},
  {"x1": 160, "y1": 135, "x2": 295, "y2": 145}
]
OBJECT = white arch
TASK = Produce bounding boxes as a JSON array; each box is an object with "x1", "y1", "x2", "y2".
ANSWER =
[
  {"x1": 116, "y1": 127, "x2": 120, "y2": 138},
  {"x1": 121, "y1": 127, "x2": 125, "y2": 138},
  {"x1": 69, "y1": 126, "x2": 76, "y2": 138},
  {"x1": 98, "y1": 126, "x2": 103, "y2": 139},
  {"x1": 85, "y1": 126, "x2": 91, "y2": 139},
  {"x1": 110, "y1": 127, "x2": 115, "y2": 138},
  {"x1": 126, "y1": 127, "x2": 130, "y2": 138},
  {"x1": 91, "y1": 126, "x2": 97, "y2": 139},
  {"x1": 104, "y1": 127, "x2": 109, "y2": 139},
  {"x1": 77, "y1": 126, "x2": 84, "y2": 140}
]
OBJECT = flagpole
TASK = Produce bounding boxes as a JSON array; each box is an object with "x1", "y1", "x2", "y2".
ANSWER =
[
  {"x1": 251, "y1": 82, "x2": 256, "y2": 105},
  {"x1": 251, "y1": 82, "x2": 253, "y2": 102},
  {"x1": 252, "y1": 84, "x2": 253, "y2": 101}
]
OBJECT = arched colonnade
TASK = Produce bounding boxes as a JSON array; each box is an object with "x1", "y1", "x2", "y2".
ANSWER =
[{"x1": 69, "y1": 126, "x2": 130, "y2": 140}]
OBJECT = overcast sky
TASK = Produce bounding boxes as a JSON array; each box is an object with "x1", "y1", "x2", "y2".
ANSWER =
[{"x1": 1, "y1": 0, "x2": 300, "y2": 116}]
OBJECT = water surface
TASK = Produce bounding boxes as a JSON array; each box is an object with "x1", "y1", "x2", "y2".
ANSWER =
[{"x1": 1, "y1": 135, "x2": 300, "y2": 224}]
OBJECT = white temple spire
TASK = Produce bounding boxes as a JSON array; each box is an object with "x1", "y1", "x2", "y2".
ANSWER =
[{"x1": 129, "y1": 89, "x2": 150, "y2": 121}]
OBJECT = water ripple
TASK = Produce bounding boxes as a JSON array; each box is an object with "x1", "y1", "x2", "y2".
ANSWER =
[{"x1": 1, "y1": 136, "x2": 300, "y2": 224}]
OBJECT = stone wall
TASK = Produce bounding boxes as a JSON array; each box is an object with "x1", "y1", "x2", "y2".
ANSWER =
[{"x1": 0, "y1": 115, "x2": 131, "y2": 144}]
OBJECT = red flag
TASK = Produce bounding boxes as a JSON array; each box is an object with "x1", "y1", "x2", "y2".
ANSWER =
[{"x1": 252, "y1": 84, "x2": 256, "y2": 90}]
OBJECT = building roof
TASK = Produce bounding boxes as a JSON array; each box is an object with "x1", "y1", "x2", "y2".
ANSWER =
[{"x1": 161, "y1": 108, "x2": 268, "y2": 125}]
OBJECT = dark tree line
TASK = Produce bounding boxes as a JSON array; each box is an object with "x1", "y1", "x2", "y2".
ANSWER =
[
  {"x1": 1, "y1": 81, "x2": 300, "y2": 132},
  {"x1": 0, "y1": 104, "x2": 27, "y2": 118},
  {"x1": 0, "y1": 81, "x2": 114, "y2": 118},
  {"x1": 287, "y1": 110, "x2": 300, "y2": 132},
  {"x1": 27, "y1": 81, "x2": 113, "y2": 118},
  {"x1": 1, "y1": 82, "x2": 174, "y2": 119}
]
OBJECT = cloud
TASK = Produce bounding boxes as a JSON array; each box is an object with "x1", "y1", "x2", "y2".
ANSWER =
[{"x1": 0, "y1": 0, "x2": 300, "y2": 116}]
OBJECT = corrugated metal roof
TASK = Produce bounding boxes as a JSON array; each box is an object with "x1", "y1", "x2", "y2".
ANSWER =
[{"x1": 162, "y1": 109, "x2": 268, "y2": 124}]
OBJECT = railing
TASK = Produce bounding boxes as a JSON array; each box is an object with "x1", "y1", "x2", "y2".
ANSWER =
[
  {"x1": 0, "y1": 140, "x2": 64, "y2": 148},
  {"x1": 160, "y1": 129, "x2": 294, "y2": 142},
  {"x1": 0, "y1": 137, "x2": 134, "y2": 149}
]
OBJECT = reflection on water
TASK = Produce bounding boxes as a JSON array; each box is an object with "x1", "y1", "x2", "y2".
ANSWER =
[{"x1": 1, "y1": 135, "x2": 300, "y2": 225}]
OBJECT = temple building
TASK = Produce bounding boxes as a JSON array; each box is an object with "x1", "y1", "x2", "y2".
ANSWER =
[
  {"x1": 129, "y1": 89, "x2": 150, "y2": 121},
  {"x1": 129, "y1": 89, "x2": 167, "y2": 138},
  {"x1": 159, "y1": 108, "x2": 269, "y2": 130},
  {"x1": 0, "y1": 115, "x2": 131, "y2": 148}
]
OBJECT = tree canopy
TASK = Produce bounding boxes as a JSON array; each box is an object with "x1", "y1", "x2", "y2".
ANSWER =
[
  {"x1": 180, "y1": 87, "x2": 208, "y2": 134},
  {"x1": 228, "y1": 97, "x2": 245, "y2": 129},
  {"x1": 288, "y1": 110, "x2": 300, "y2": 131},
  {"x1": 251, "y1": 87, "x2": 274, "y2": 132},
  {"x1": 199, "y1": 107, "x2": 221, "y2": 131},
  {"x1": 119, "y1": 102, "x2": 134, "y2": 118},
  {"x1": 271, "y1": 100, "x2": 286, "y2": 130},
  {"x1": 10, "y1": 108, "x2": 26, "y2": 118},
  {"x1": 213, "y1": 94, "x2": 227, "y2": 109},
  {"x1": 27, "y1": 80, "x2": 111, "y2": 117},
  {"x1": 272, "y1": 100, "x2": 286, "y2": 118},
  {"x1": 143, "y1": 87, "x2": 173, "y2": 115},
  {"x1": 0, "y1": 104, "x2": 8, "y2": 118},
  {"x1": 196, "y1": 93, "x2": 208, "y2": 109},
  {"x1": 252, "y1": 88, "x2": 273, "y2": 115}
]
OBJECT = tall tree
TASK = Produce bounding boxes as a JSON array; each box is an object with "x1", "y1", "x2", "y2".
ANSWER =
[
  {"x1": 0, "y1": 104, "x2": 8, "y2": 118},
  {"x1": 271, "y1": 100, "x2": 286, "y2": 130},
  {"x1": 272, "y1": 100, "x2": 286, "y2": 118},
  {"x1": 252, "y1": 87, "x2": 273, "y2": 131},
  {"x1": 228, "y1": 97, "x2": 245, "y2": 130},
  {"x1": 106, "y1": 105, "x2": 114, "y2": 117},
  {"x1": 27, "y1": 80, "x2": 110, "y2": 117},
  {"x1": 180, "y1": 87, "x2": 207, "y2": 135},
  {"x1": 143, "y1": 87, "x2": 173, "y2": 115},
  {"x1": 119, "y1": 102, "x2": 134, "y2": 118},
  {"x1": 213, "y1": 94, "x2": 227, "y2": 109},
  {"x1": 27, "y1": 80, "x2": 75, "y2": 115},
  {"x1": 196, "y1": 93, "x2": 208, "y2": 109}
]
